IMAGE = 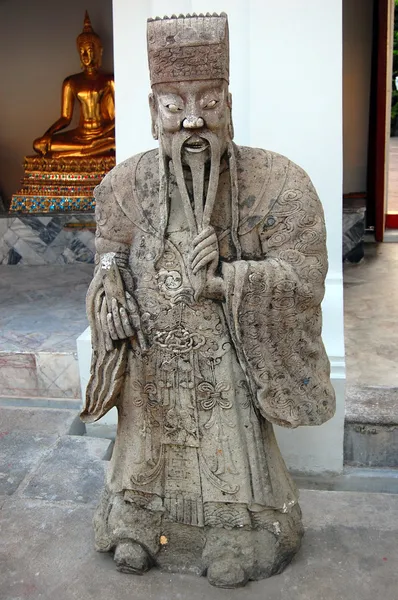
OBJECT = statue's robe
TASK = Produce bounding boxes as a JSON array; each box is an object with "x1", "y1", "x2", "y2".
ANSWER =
[{"x1": 82, "y1": 145, "x2": 335, "y2": 527}]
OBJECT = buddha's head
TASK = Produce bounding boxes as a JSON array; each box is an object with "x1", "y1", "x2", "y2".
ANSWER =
[
  {"x1": 77, "y1": 11, "x2": 103, "y2": 70},
  {"x1": 147, "y1": 13, "x2": 233, "y2": 163}
]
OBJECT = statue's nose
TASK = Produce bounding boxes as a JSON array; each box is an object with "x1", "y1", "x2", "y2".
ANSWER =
[{"x1": 182, "y1": 116, "x2": 204, "y2": 129}]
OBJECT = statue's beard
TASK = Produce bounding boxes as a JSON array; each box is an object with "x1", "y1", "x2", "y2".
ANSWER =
[
  {"x1": 155, "y1": 128, "x2": 241, "y2": 280},
  {"x1": 161, "y1": 129, "x2": 222, "y2": 237}
]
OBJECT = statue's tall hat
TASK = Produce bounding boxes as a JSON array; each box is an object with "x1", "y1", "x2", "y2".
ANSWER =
[{"x1": 147, "y1": 13, "x2": 229, "y2": 86}]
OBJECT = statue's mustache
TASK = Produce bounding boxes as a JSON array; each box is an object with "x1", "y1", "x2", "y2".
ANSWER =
[
  {"x1": 168, "y1": 129, "x2": 219, "y2": 158},
  {"x1": 183, "y1": 134, "x2": 210, "y2": 151}
]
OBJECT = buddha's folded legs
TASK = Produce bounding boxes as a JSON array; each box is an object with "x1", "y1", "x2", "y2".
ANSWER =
[
  {"x1": 33, "y1": 129, "x2": 115, "y2": 158},
  {"x1": 50, "y1": 140, "x2": 115, "y2": 158}
]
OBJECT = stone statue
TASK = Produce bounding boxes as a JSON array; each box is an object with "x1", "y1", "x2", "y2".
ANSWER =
[
  {"x1": 81, "y1": 13, "x2": 335, "y2": 588},
  {"x1": 33, "y1": 11, "x2": 115, "y2": 158}
]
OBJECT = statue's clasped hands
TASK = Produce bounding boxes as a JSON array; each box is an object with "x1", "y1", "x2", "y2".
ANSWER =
[
  {"x1": 191, "y1": 225, "x2": 218, "y2": 275},
  {"x1": 191, "y1": 225, "x2": 225, "y2": 300}
]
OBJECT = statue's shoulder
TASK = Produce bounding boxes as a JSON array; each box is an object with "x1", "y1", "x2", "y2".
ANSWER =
[
  {"x1": 95, "y1": 150, "x2": 159, "y2": 223},
  {"x1": 110, "y1": 149, "x2": 160, "y2": 203},
  {"x1": 235, "y1": 145, "x2": 311, "y2": 183},
  {"x1": 94, "y1": 149, "x2": 160, "y2": 231},
  {"x1": 62, "y1": 74, "x2": 79, "y2": 87},
  {"x1": 109, "y1": 149, "x2": 158, "y2": 180},
  {"x1": 235, "y1": 145, "x2": 316, "y2": 234},
  {"x1": 101, "y1": 149, "x2": 158, "y2": 190},
  {"x1": 94, "y1": 154, "x2": 143, "y2": 203}
]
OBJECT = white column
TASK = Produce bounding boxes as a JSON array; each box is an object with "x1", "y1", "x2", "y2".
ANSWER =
[
  {"x1": 244, "y1": 0, "x2": 345, "y2": 474},
  {"x1": 79, "y1": 0, "x2": 345, "y2": 473}
]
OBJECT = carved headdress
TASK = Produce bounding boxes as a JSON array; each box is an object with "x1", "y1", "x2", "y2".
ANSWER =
[
  {"x1": 77, "y1": 11, "x2": 102, "y2": 51},
  {"x1": 147, "y1": 13, "x2": 229, "y2": 86}
]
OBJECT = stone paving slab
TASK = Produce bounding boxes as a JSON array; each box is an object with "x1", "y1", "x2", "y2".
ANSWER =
[
  {"x1": 344, "y1": 243, "x2": 398, "y2": 388},
  {"x1": 345, "y1": 384, "x2": 398, "y2": 425},
  {"x1": 0, "y1": 431, "x2": 57, "y2": 495},
  {"x1": 2, "y1": 406, "x2": 398, "y2": 598},
  {"x1": 22, "y1": 436, "x2": 111, "y2": 505},
  {"x1": 0, "y1": 406, "x2": 83, "y2": 435},
  {"x1": 1, "y1": 490, "x2": 398, "y2": 600}
]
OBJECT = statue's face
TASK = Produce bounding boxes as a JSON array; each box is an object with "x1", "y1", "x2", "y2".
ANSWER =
[
  {"x1": 79, "y1": 40, "x2": 99, "y2": 68},
  {"x1": 150, "y1": 79, "x2": 233, "y2": 160}
]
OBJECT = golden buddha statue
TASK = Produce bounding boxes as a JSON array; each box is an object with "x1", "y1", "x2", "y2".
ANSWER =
[
  {"x1": 33, "y1": 11, "x2": 115, "y2": 158},
  {"x1": 11, "y1": 12, "x2": 116, "y2": 212}
]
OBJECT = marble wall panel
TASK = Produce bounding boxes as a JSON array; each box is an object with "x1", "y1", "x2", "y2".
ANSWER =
[
  {"x1": 0, "y1": 352, "x2": 39, "y2": 397},
  {"x1": 0, "y1": 214, "x2": 96, "y2": 265},
  {"x1": 0, "y1": 217, "x2": 9, "y2": 237},
  {"x1": 0, "y1": 351, "x2": 81, "y2": 399},
  {"x1": 343, "y1": 206, "x2": 366, "y2": 263},
  {"x1": 0, "y1": 239, "x2": 11, "y2": 264},
  {"x1": 3, "y1": 228, "x2": 18, "y2": 247},
  {"x1": 36, "y1": 352, "x2": 81, "y2": 399}
]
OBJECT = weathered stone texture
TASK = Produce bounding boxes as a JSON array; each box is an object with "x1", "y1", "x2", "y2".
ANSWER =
[{"x1": 81, "y1": 13, "x2": 334, "y2": 587}]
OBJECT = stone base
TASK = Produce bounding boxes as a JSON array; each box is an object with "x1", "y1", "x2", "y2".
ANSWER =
[
  {"x1": 93, "y1": 487, "x2": 303, "y2": 588},
  {"x1": 10, "y1": 154, "x2": 115, "y2": 213},
  {"x1": 345, "y1": 384, "x2": 398, "y2": 468}
]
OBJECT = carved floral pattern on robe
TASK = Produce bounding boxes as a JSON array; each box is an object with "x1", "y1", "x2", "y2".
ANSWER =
[{"x1": 81, "y1": 145, "x2": 335, "y2": 527}]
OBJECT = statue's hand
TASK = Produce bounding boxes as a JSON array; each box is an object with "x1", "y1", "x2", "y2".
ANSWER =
[
  {"x1": 202, "y1": 275, "x2": 225, "y2": 301},
  {"x1": 191, "y1": 226, "x2": 219, "y2": 276},
  {"x1": 191, "y1": 226, "x2": 225, "y2": 300},
  {"x1": 105, "y1": 296, "x2": 135, "y2": 341},
  {"x1": 33, "y1": 134, "x2": 52, "y2": 156},
  {"x1": 100, "y1": 292, "x2": 148, "y2": 352}
]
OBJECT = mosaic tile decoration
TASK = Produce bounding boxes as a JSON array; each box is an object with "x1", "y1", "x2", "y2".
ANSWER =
[
  {"x1": 10, "y1": 154, "x2": 115, "y2": 213},
  {"x1": 0, "y1": 214, "x2": 96, "y2": 265},
  {"x1": 11, "y1": 195, "x2": 95, "y2": 212}
]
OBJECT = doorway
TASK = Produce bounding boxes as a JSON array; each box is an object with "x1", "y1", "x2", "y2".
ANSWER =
[
  {"x1": 368, "y1": 0, "x2": 396, "y2": 239},
  {"x1": 387, "y1": 0, "x2": 398, "y2": 229}
]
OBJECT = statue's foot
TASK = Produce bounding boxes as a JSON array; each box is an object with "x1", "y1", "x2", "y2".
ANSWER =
[
  {"x1": 207, "y1": 558, "x2": 249, "y2": 588},
  {"x1": 114, "y1": 541, "x2": 152, "y2": 574}
]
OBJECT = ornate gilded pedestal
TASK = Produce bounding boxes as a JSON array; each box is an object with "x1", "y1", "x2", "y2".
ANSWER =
[{"x1": 10, "y1": 155, "x2": 115, "y2": 212}]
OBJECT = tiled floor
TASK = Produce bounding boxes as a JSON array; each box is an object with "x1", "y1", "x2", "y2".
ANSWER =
[{"x1": 344, "y1": 242, "x2": 398, "y2": 388}]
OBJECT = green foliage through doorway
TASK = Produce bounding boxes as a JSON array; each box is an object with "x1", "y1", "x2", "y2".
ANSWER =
[{"x1": 391, "y1": 0, "x2": 398, "y2": 134}]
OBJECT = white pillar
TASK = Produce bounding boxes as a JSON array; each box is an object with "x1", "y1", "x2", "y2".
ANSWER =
[{"x1": 80, "y1": 0, "x2": 345, "y2": 473}]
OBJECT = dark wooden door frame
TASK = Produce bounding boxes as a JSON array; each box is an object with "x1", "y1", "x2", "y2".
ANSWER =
[{"x1": 368, "y1": 0, "x2": 390, "y2": 241}]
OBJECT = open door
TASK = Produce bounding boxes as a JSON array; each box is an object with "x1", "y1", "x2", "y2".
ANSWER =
[{"x1": 367, "y1": 0, "x2": 395, "y2": 241}]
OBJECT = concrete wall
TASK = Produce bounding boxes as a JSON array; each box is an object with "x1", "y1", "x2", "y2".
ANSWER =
[
  {"x1": 343, "y1": 0, "x2": 374, "y2": 194},
  {"x1": 0, "y1": 0, "x2": 113, "y2": 205}
]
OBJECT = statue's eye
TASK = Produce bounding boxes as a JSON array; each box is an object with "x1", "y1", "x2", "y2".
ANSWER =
[
  {"x1": 166, "y1": 104, "x2": 181, "y2": 113},
  {"x1": 204, "y1": 100, "x2": 218, "y2": 109}
]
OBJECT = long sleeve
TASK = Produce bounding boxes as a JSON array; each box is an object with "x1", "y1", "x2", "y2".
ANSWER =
[
  {"x1": 81, "y1": 171, "x2": 132, "y2": 423},
  {"x1": 222, "y1": 160, "x2": 335, "y2": 428},
  {"x1": 81, "y1": 151, "x2": 161, "y2": 422}
]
